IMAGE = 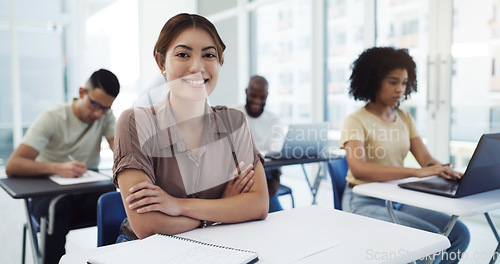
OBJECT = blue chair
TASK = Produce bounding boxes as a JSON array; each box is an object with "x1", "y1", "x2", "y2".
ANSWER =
[
  {"x1": 97, "y1": 191, "x2": 127, "y2": 247},
  {"x1": 327, "y1": 157, "x2": 348, "y2": 210},
  {"x1": 276, "y1": 184, "x2": 295, "y2": 208}
]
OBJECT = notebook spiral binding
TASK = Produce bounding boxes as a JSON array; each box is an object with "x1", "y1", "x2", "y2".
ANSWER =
[{"x1": 162, "y1": 234, "x2": 256, "y2": 254}]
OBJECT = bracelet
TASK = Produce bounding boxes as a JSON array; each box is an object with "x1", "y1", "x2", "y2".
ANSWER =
[
  {"x1": 199, "y1": 220, "x2": 207, "y2": 229},
  {"x1": 427, "y1": 163, "x2": 451, "y2": 167}
]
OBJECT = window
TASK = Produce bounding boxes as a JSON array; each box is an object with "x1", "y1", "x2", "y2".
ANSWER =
[
  {"x1": 489, "y1": 107, "x2": 500, "y2": 132},
  {"x1": 0, "y1": 0, "x2": 139, "y2": 168},
  {"x1": 325, "y1": 0, "x2": 367, "y2": 130},
  {"x1": 250, "y1": 0, "x2": 313, "y2": 124},
  {"x1": 0, "y1": 0, "x2": 70, "y2": 165},
  {"x1": 377, "y1": 0, "x2": 428, "y2": 138},
  {"x1": 450, "y1": 0, "x2": 500, "y2": 161}
]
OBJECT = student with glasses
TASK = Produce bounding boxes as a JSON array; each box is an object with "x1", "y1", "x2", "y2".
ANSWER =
[
  {"x1": 86, "y1": 90, "x2": 112, "y2": 112},
  {"x1": 6, "y1": 68, "x2": 120, "y2": 264}
]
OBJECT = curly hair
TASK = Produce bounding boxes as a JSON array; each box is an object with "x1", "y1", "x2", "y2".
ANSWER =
[{"x1": 349, "y1": 47, "x2": 417, "y2": 103}]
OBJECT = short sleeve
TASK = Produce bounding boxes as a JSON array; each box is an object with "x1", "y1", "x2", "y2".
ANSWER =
[
  {"x1": 112, "y1": 108, "x2": 156, "y2": 188},
  {"x1": 339, "y1": 115, "x2": 365, "y2": 149},
  {"x1": 103, "y1": 111, "x2": 117, "y2": 140},
  {"x1": 21, "y1": 110, "x2": 56, "y2": 152},
  {"x1": 404, "y1": 111, "x2": 420, "y2": 139},
  {"x1": 236, "y1": 118, "x2": 265, "y2": 168},
  {"x1": 215, "y1": 107, "x2": 265, "y2": 168}
]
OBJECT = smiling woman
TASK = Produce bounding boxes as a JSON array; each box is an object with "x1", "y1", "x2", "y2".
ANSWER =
[{"x1": 112, "y1": 13, "x2": 269, "y2": 242}]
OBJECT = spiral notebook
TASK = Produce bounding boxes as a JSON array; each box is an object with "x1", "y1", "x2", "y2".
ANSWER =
[{"x1": 87, "y1": 234, "x2": 258, "y2": 264}]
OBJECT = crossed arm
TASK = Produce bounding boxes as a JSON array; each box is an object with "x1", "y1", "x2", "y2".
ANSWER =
[
  {"x1": 116, "y1": 160, "x2": 269, "y2": 239},
  {"x1": 344, "y1": 136, "x2": 462, "y2": 182}
]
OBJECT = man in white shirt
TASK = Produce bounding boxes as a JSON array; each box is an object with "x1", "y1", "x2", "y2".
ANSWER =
[
  {"x1": 6, "y1": 69, "x2": 120, "y2": 264},
  {"x1": 234, "y1": 75, "x2": 285, "y2": 212}
]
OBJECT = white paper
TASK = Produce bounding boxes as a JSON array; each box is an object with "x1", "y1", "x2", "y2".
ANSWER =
[
  {"x1": 88, "y1": 234, "x2": 258, "y2": 264},
  {"x1": 49, "y1": 170, "x2": 111, "y2": 185}
]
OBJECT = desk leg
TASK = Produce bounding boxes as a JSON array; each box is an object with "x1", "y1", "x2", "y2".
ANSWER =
[
  {"x1": 385, "y1": 200, "x2": 399, "y2": 224},
  {"x1": 484, "y1": 213, "x2": 500, "y2": 264},
  {"x1": 422, "y1": 215, "x2": 459, "y2": 264},
  {"x1": 301, "y1": 163, "x2": 323, "y2": 205},
  {"x1": 48, "y1": 194, "x2": 68, "y2": 235},
  {"x1": 440, "y1": 215, "x2": 458, "y2": 237},
  {"x1": 24, "y1": 199, "x2": 41, "y2": 264},
  {"x1": 491, "y1": 243, "x2": 500, "y2": 264},
  {"x1": 39, "y1": 217, "x2": 47, "y2": 264},
  {"x1": 385, "y1": 201, "x2": 459, "y2": 264},
  {"x1": 385, "y1": 201, "x2": 421, "y2": 264}
]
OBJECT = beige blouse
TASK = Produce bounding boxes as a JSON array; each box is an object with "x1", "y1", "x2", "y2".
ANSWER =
[
  {"x1": 340, "y1": 107, "x2": 419, "y2": 186},
  {"x1": 112, "y1": 94, "x2": 263, "y2": 238},
  {"x1": 113, "y1": 93, "x2": 263, "y2": 198}
]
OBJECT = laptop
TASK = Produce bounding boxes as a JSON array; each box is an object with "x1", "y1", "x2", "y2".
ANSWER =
[
  {"x1": 399, "y1": 133, "x2": 500, "y2": 198},
  {"x1": 265, "y1": 123, "x2": 329, "y2": 160}
]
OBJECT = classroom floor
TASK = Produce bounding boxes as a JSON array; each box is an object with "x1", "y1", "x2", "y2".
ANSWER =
[{"x1": 1, "y1": 165, "x2": 499, "y2": 264}]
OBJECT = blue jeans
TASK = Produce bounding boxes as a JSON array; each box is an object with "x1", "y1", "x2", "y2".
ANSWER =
[
  {"x1": 116, "y1": 218, "x2": 134, "y2": 243},
  {"x1": 342, "y1": 187, "x2": 470, "y2": 264},
  {"x1": 265, "y1": 167, "x2": 283, "y2": 213}
]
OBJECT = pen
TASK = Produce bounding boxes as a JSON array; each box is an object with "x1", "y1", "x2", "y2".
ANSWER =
[{"x1": 67, "y1": 155, "x2": 88, "y2": 177}]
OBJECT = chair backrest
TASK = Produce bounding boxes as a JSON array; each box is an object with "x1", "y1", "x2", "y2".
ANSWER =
[
  {"x1": 97, "y1": 191, "x2": 127, "y2": 247},
  {"x1": 327, "y1": 157, "x2": 348, "y2": 210}
]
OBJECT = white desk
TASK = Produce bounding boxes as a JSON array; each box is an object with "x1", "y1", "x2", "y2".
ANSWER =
[
  {"x1": 353, "y1": 178, "x2": 500, "y2": 263},
  {"x1": 59, "y1": 205, "x2": 449, "y2": 264}
]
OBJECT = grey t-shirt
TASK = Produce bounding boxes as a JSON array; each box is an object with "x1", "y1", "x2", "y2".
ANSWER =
[{"x1": 21, "y1": 102, "x2": 116, "y2": 168}]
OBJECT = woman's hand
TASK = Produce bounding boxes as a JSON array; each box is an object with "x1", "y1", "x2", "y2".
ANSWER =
[
  {"x1": 222, "y1": 162, "x2": 255, "y2": 198},
  {"x1": 126, "y1": 181, "x2": 182, "y2": 216},
  {"x1": 416, "y1": 164, "x2": 463, "y2": 180}
]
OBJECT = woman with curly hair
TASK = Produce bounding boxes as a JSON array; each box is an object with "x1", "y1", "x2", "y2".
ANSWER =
[{"x1": 340, "y1": 47, "x2": 469, "y2": 263}]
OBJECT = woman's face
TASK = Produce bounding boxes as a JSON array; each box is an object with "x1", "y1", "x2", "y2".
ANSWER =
[
  {"x1": 376, "y1": 68, "x2": 407, "y2": 107},
  {"x1": 164, "y1": 27, "x2": 220, "y2": 101}
]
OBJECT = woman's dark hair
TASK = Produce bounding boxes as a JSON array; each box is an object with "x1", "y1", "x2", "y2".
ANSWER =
[
  {"x1": 154, "y1": 13, "x2": 226, "y2": 66},
  {"x1": 349, "y1": 47, "x2": 417, "y2": 103}
]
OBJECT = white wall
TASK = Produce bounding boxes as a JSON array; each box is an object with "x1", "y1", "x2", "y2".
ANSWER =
[{"x1": 208, "y1": 16, "x2": 240, "y2": 107}]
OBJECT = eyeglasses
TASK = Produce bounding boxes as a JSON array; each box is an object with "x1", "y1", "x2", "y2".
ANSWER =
[{"x1": 85, "y1": 90, "x2": 111, "y2": 112}]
